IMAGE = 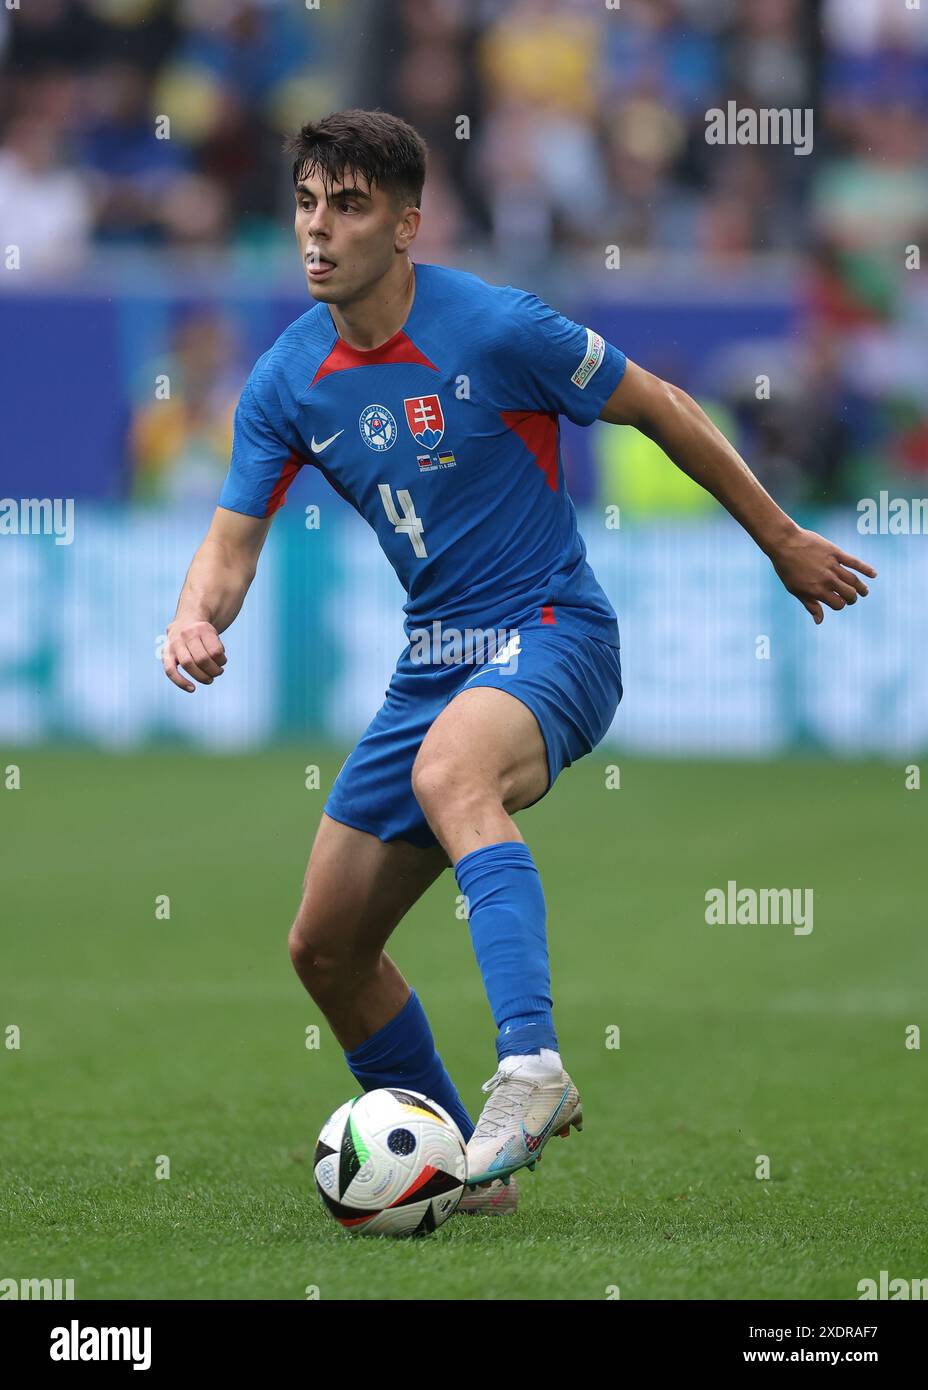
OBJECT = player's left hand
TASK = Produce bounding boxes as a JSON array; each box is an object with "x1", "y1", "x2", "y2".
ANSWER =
[{"x1": 768, "y1": 526, "x2": 877, "y2": 624}]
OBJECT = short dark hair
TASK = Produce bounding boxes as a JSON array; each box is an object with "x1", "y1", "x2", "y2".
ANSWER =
[{"x1": 283, "y1": 109, "x2": 428, "y2": 210}]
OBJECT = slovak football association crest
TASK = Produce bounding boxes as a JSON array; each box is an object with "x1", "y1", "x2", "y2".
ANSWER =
[
  {"x1": 359, "y1": 403, "x2": 397, "y2": 451},
  {"x1": 404, "y1": 395, "x2": 445, "y2": 449}
]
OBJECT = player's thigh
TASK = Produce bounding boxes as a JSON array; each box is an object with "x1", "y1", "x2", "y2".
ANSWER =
[
  {"x1": 291, "y1": 812, "x2": 450, "y2": 961},
  {"x1": 412, "y1": 685, "x2": 549, "y2": 816}
]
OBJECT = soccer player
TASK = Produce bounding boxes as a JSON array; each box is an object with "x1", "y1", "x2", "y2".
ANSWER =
[{"x1": 162, "y1": 110, "x2": 876, "y2": 1215}]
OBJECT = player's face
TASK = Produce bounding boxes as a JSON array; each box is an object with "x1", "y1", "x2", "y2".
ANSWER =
[{"x1": 294, "y1": 166, "x2": 416, "y2": 304}]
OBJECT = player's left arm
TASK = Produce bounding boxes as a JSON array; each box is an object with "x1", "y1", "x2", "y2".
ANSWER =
[{"x1": 599, "y1": 360, "x2": 877, "y2": 624}]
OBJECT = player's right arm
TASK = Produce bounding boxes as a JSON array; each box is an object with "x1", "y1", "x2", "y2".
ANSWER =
[
  {"x1": 163, "y1": 355, "x2": 307, "y2": 692},
  {"x1": 162, "y1": 506, "x2": 272, "y2": 692}
]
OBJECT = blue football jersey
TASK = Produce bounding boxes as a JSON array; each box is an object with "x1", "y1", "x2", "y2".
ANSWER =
[{"x1": 219, "y1": 261, "x2": 626, "y2": 645}]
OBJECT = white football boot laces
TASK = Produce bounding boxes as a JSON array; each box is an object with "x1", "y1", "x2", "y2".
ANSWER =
[{"x1": 465, "y1": 1052, "x2": 582, "y2": 1188}]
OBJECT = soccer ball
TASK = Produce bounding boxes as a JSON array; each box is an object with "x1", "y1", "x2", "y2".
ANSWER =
[{"x1": 313, "y1": 1088, "x2": 467, "y2": 1237}]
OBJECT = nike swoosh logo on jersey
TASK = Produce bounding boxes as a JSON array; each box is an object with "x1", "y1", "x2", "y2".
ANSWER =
[{"x1": 311, "y1": 430, "x2": 344, "y2": 453}]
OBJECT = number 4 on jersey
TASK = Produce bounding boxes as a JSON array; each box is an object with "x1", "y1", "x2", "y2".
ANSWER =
[{"x1": 378, "y1": 483, "x2": 427, "y2": 557}]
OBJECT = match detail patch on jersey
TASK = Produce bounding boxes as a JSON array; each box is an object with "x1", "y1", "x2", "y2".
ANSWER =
[
  {"x1": 571, "y1": 329, "x2": 606, "y2": 390},
  {"x1": 417, "y1": 450, "x2": 456, "y2": 472}
]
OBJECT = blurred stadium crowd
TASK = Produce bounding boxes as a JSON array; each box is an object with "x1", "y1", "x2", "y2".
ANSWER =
[{"x1": 1, "y1": 0, "x2": 927, "y2": 509}]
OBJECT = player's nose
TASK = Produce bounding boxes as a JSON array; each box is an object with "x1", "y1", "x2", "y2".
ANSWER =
[{"x1": 302, "y1": 207, "x2": 328, "y2": 238}]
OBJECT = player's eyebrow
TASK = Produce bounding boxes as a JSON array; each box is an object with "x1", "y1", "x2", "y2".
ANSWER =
[{"x1": 294, "y1": 182, "x2": 372, "y2": 202}]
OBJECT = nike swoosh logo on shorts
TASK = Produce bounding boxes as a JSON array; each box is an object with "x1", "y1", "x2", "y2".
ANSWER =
[
  {"x1": 462, "y1": 664, "x2": 493, "y2": 686},
  {"x1": 311, "y1": 430, "x2": 344, "y2": 453}
]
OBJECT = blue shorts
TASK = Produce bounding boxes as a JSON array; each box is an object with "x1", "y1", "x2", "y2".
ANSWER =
[{"x1": 323, "y1": 625, "x2": 623, "y2": 849}]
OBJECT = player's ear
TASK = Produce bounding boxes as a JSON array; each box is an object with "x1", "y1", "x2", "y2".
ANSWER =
[{"x1": 396, "y1": 204, "x2": 421, "y2": 252}]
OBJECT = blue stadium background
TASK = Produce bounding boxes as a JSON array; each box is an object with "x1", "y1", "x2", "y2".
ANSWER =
[{"x1": 1, "y1": 0, "x2": 926, "y2": 752}]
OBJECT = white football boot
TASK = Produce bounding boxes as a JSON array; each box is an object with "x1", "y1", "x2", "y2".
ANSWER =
[
  {"x1": 465, "y1": 1048, "x2": 583, "y2": 1188},
  {"x1": 456, "y1": 1172, "x2": 519, "y2": 1215}
]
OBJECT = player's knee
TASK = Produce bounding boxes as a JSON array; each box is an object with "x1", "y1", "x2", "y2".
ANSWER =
[
  {"x1": 411, "y1": 749, "x2": 484, "y2": 827},
  {"x1": 411, "y1": 750, "x2": 450, "y2": 821},
  {"x1": 287, "y1": 916, "x2": 316, "y2": 977},
  {"x1": 288, "y1": 912, "x2": 349, "y2": 998}
]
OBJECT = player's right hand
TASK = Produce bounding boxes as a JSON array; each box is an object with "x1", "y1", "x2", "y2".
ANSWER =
[{"x1": 162, "y1": 620, "x2": 227, "y2": 693}]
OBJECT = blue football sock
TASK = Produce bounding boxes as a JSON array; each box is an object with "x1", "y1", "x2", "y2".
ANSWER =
[
  {"x1": 454, "y1": 840, "x2": 558, "y2": 1063},
  {"x1": 344, "y1": 988, "x2": 475, "y2": 1142}
]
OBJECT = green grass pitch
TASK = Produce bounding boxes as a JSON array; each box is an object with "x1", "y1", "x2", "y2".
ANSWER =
[{"x1": 1, "y1": 748, "x2": 925, "y2": 1300}]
